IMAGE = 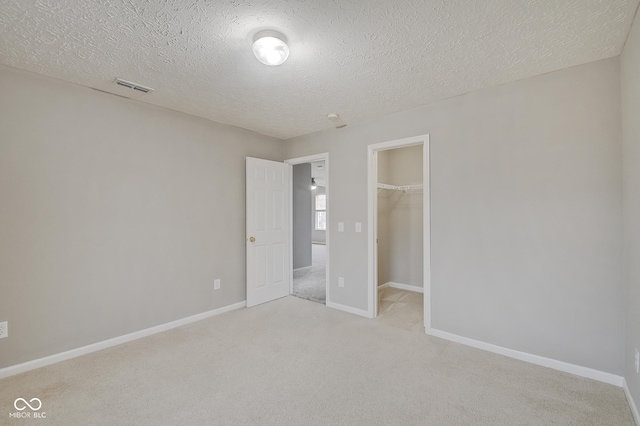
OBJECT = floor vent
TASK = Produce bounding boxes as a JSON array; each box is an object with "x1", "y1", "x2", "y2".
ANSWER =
[{"x1": 115, "y1": 78, "x2": 154, "y2": 93}]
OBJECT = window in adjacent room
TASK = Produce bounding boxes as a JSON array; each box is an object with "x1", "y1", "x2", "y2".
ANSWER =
[{"x1": 315, "y1": 194, "x2": 326, "y2": 230}]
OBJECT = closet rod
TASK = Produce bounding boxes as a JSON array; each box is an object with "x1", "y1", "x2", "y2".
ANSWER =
[{"x1": 377, "y1": 183, "x2": 423, "y2": 193}]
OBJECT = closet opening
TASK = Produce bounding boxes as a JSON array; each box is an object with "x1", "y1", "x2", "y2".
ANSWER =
[
  {"x1": 367, "y1": 135, "x2": 430, "y2": 333},
  {"x1": 286, "y1": 153, "x2": 330, "y2": 305}
]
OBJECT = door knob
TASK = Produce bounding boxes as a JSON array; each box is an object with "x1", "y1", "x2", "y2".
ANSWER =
[{"x1": 249, "y1": 237, "x2": 256, "y2": 243}]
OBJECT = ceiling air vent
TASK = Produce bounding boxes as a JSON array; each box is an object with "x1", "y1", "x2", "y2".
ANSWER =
[{"x1": 115, "y1": 78, "x2": 155, "y2": 94}]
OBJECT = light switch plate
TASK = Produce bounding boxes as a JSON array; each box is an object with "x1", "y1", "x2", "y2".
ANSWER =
[
  {"x1": 338, "y1": 222, "x2": 344, "y2": 232},
  {"x1": 355, "y1": 222, "x2": 362, "y2": 233},
  {"x1": 0, "y1": 321, "x2": 7, "y2": 339}
]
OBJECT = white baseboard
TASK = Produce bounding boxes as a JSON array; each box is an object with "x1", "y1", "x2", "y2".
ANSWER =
[
  {"x1": 326, "y1": 301, "x2": 372, "y2": 318},
  {"x1": 0, "y1": 301, "x2": 246, "y2": 380},
  {"x1": 624, "y1": 379, "x2": 640, "y2": 425},
  {"x1": 378, "y1": 282, "x2": 423, "y2": 293},
  {"x1": 429, "y1": 328, "x2": 623, "y2": 387},
  {"x1": 312, "y1": 241, "x2": 326, "y2": 245},
  {"x1": 293, "y1": 265, "x2": 313, "y2": 272}
]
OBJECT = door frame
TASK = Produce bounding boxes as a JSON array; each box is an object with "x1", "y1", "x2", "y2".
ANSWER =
[
  {"x1": 367, "y1": 135, "x2": 431, "y2": 333},
  {"x1": 285, "y1": 153, "x2": 330, "y2": 305}
]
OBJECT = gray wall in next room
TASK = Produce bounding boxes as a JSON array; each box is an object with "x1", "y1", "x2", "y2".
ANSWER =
[{"x1": 293, "y1": 163, "x2": 312, "y2": 269}]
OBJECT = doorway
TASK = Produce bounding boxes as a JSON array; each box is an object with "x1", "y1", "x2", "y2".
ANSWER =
[
  {"x1": 286, "y1": 153, "x2": 330, "y2": 305},
  {"x1": 367, "y1": 136, "x2": 430, "y2": 333}
]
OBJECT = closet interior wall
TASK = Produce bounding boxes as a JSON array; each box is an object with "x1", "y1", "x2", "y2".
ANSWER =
[{"x1": 377, "y1": 145, "x2": 424, "y2": 290}]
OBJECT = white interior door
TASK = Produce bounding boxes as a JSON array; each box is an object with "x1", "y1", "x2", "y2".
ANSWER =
[{"x1": 246, "y1": 157, "x2": 291, "y2": 307}]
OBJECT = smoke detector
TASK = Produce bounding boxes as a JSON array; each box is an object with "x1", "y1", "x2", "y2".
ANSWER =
[
  {"x1": 114, "y1": 78, "x2": 155, "y2": 94},
  {"x1": 327, "y1": 113, "x2": 346, "y2": 129}
]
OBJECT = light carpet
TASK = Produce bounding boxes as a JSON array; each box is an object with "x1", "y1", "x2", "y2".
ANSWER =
[
  {"x1": 0, "y1": 296, "x2": 634, "y2": 425},
  {"x1": 377, "y1": 286, "x2": 424, "y2": 332},
  {"x1": 292, "y1": 243, "x2": 326, "y2": 304}
]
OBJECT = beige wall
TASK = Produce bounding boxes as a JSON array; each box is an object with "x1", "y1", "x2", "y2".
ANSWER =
[
  {"x1": 377, "y1": 151, "x2": 391, "y2": 285},
  {"x1": 0, "y1": 49, "x2": 629, "y2": 384},
  {"x1": 621, "y1": 8, "x2": 640, "y2": 409},
  {"x1": 385, "y1": 145, "x2": 423, "y2": 186},
  {"x1": 0, "y1": 65, "x2": 284, "y2": 368},
  {"x1": 377, "y1": 146, "x2": 423, "y2": 288},
  {"x1": 284, "y1": 58, "x2": 624, "y2": 374}
]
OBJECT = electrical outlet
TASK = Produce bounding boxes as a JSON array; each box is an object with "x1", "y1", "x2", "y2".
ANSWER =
[
  {"x1": 214, "y1": 279, "x2": 221, "y2": 290},
  {"x1": 338, "y1": 277, "x2": 344, "y2": 288},
  {"x1": 0, "y1": 321, "x2": 7, "y2": 339},
  {"x1": 635, "y1": 349, "x2": 639, "y2": 373}
]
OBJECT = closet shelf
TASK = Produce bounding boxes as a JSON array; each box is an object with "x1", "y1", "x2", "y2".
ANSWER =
[{"x1": 377, "y1": 183, "x2": 423, "y2": 193}]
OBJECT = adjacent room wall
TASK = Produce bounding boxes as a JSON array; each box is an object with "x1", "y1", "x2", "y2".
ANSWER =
[
  {"x1": 293, "y1": 163, "x2": 312, "y2": 269},
  {"x1": 621, "y1": 8, "x2": 640, "y2": 411},
  {"x1": 283, "y1": 58, "x2": 624, "y2": 375},
  {"x1": 0, "y1": 65, "x2": 284, "y2": 369}
]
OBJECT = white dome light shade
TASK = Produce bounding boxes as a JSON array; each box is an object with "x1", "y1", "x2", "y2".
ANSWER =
[{"x1": 253, "y1": 31, "x2": 290, "y2": 66}]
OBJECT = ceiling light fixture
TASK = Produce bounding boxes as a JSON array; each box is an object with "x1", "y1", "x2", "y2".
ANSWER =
[
  {"x1": 253, "y1": 30, "x2": 290, "y2": 66},
  {"x1": 311, "y1": 178, "x2": 317, "y2": 190}
]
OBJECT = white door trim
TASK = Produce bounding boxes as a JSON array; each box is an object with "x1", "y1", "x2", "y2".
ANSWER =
[
  {"x1": 367, "y1": 135, "x2": 431, "y2": 332},
  {"x1": 285, "y1": 153, "x2": 330, "y2": 306}
]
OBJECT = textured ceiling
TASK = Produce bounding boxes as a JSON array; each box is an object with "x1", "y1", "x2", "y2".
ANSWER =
[{"x1": 0, "y1": 0, "x2": 638, "y2": 140}]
